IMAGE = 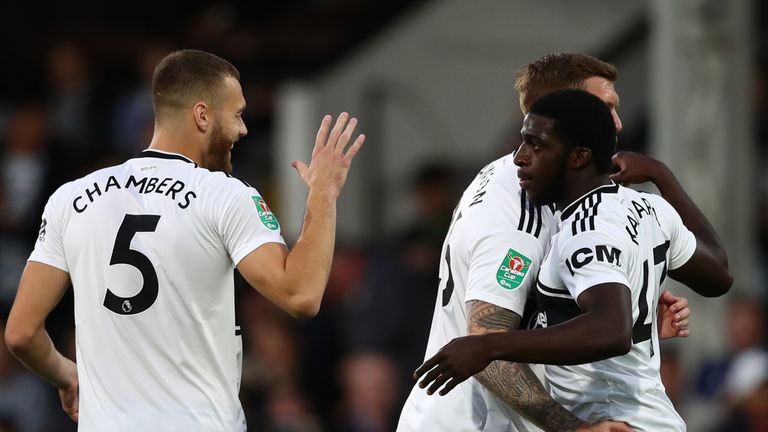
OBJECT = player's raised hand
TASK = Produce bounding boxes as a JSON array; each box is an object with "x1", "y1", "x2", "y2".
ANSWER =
[
  {"x1": 658, "y1": 290, "x2": 691, "y2": 339},
  {"x1": 291, "y1": 113, "x2": 365, "y2": 199},
  {"x1": 414, "y1": 334, "x2": 494, "y2": 396},
  {"x1": 610, "y1": 151, "x2": 667, "y2": 186},
  {"x1": 577, "y1": 420, "x2": 635, "y2": 432}
]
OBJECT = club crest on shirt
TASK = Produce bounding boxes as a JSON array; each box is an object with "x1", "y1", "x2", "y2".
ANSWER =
[
  {"x1": 496, "y1": 248, "x2": 531, "y2": 290},
  {"x1": 252, "y1": 196, "x2": 280, "y2": 231}
]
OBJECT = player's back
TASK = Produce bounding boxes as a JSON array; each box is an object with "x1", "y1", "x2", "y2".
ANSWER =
[
  {"x1": 397, "y1": 154, "x2": 554, "y2": 432},
  {"x1": 31, "y1": 150, "x2": 284, "y2": 431},
  {"x1": 536, "y1": 183, "x2": 695, "y2": 431}
]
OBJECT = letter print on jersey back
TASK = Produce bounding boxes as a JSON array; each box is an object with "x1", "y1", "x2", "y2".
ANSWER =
[{"x1": 252, "y1": 196, "x2": 279, "y2": 230}]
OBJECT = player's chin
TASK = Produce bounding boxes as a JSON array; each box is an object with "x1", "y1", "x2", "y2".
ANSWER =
[
  {"x1": 526, "y1": 188, "x2": 555, "y2": 206},
  {"x1": 523, "y1": 186, "x2": 543, "y2": 204}
]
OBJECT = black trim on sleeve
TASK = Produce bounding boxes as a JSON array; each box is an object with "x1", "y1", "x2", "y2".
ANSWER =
[{"x1": 537, "y1": 280, "x2": 571, "y2": 297}]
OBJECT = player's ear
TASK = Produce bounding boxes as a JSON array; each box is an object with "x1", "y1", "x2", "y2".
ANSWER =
[
  {"x1": 193, "y1": 102, "x2": 210, "y2": 133},
  {"x1": 571, "y1": 147, "x2": 592, "y2": 171}
]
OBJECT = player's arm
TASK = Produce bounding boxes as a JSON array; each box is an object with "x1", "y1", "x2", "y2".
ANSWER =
[
  {"x1": 468, "y1": 300, "x2": 602, "y2": 432},
  {"x1": 416, "y1": 283, "x2": 632, "y2": 396},
  {"x1": 5, "y1": 261, "x2": 79, "y2": 421},
  {"x1": 237, "y1": 113, "x2": 364, "y2": 319},
  {"x1": 611, "y1": 151, "x2": 732, "y2": 296}
]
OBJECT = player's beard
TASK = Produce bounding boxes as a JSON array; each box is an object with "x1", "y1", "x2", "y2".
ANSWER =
[
  {"x1": 206, "y1": 119, "x2": 234, "y2": 174},
  {"x1": 529, "y1": 155, "x2": 569, "y2": 206}
]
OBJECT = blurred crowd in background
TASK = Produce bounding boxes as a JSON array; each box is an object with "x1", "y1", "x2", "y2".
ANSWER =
[{"x1": 1, "y1": 1, "x2": 768, "y2": 431}]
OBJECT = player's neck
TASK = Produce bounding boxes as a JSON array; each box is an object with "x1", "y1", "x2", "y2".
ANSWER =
[
  {"x1": 556, "y1": 174, "x2": 613, "y2": 211},
  {"x1": 147, "y1": 124, "x2": 205, "y2": 167}
]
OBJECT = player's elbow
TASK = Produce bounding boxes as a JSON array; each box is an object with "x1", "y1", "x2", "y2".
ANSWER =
[
  {"x1": 284, "y1": 294, "x2": 321, "y2": 320},
  {"x1": 697, "y1": 269, "x2": 733, "y2": 298},
  {"x1": 596, "y1": 316, "x2": 632, "y2": 357},
  {"x1": 717, "y1": 270, "x2": 734, "y2": 295},
  {"x1": 603, "y1": 326, "x2": 632, "y2": 357},
  {"x1": 4, "y1": 322, "x2": 35, "y2": 356},
  {"x1": 613, "y1": 336, "x2": 633, "y2": 357}
]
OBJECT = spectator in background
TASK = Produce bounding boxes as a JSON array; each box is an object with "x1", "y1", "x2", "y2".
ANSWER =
[
  {"x1": 0, "y1": 103, "x2": 52, "y2": 237},
  {"x1": 0, "y1": 321, "x2": 54, "y2": 432},
  {"x1": 238, "y1": 289, "x2": 323, "y2": 432},
  {"x1": 659, "y1": 345, "x2": 685, "y2": 410},
  {"x1": 111, "y1": 43, "x2": 170, "y2": 157},
  {"x1": 264, "y1": 384, "x2": 322, "y2": 432},
  {"x1": 297, "y1": 244, "x2": 368, "y2": 427},
  {"x1": 710, "y1": 348, "x2": 768, "y2": 432},
  {"x1": 0, "y1": 417, "x2": 18, "y2": 432},
  {"x1": 0, "y1": 103, "x2": 54, "y2": 305},
  {"x1": 695, "y1": 297, "x2": 766, "y2": 398},
  {"x1": 343, "y1": 162, "x2": 458, "y2": 400},
  {"x1": 45, "y1": 42, "x2": 110, "y2": 175},
  {"x1": 337, "y1": 353, "x2": 401, "y2": 432}
]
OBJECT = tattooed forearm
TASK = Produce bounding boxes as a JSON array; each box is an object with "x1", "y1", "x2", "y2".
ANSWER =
[
  {"x1": 476, "y1": 361, "x2": 583, "y2": 432},
  {"x1": 467, "y1": 301, "x2": 585, "y2": 432}
]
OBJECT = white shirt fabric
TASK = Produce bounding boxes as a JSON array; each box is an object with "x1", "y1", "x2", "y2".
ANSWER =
[
  {"x1": 29, "y1": 150, "x2": 285, "y2": 431},
  {"x1": 535, "y1": 182, "x2": 696, "y2": 432},
  {"x1": 397, "y1": 154, "x2": 556, "y2": 432}
]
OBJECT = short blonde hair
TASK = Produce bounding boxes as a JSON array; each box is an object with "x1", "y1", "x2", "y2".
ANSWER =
[{"x1": 515, "y1": 53, "x2": 618, "y2": 114}]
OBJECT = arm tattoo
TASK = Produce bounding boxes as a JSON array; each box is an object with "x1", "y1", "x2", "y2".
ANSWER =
[{"x1": 467, "y1": 300, "x2": 585, "y2": 432}]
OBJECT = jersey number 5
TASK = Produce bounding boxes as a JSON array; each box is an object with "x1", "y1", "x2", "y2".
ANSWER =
[{"x1": 103, "y1": 214, "x2": 161, "y2": 315}]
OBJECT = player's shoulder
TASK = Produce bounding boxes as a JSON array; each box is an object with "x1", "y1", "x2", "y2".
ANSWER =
[
  {"x1": 557, "y1": 182, "x2": 628, "y2": 241},
  {"x1": 633, "y1": 190, "x2": 675, "y2": 215},
  {"x1": 54, "y1": 162, "x2": 127, "y2": 200},
  {"x1": 196, "y1": 168, "x2": 253, "y2": 189},
  {"x1": 183, "y1": 164, "x2": 255, "y2": 194},
  {"x1": 631, "y1": 190, "x2": 683, "y2": 233},
  {"x1": 457, "y1": 154, "x2": 553, "y2": 238}
]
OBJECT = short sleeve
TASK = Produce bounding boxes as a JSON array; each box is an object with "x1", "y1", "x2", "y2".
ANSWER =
[
  {"x1": 28, "y1": 187, "x2": 69, "y2": 272},
  {"x1": 557, "y1": 231, "x2": 629, "y2": 300},
  {"x1": 465, "y1": 231, "x2": 543, "y2": 316},
  {"x1": 646, "y1": 194, "x2": 696, "y2": 270},
  {"x1": 219, "y1": 187, "x2": 286, "y2": 265}
]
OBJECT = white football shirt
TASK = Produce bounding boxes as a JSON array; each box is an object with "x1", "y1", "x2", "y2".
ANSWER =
[
  {"x1": 29, "y1": 150, "x2": 285, "y2": 431},
  {"x1": 397, "y1": 154, "x2": 556, "y2": 432},
  {"x1": 535, "y1": 182, "x2": 696, "y2": 432}
]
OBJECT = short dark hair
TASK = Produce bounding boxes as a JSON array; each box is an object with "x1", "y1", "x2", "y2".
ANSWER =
[
  {"x1": 515, "y1": 53, "x2": 618, "y2": 114},
  {"x1": 529, "y1": 89, "x2": 616, "y2": 174},
  {"x1": 152, "y1": 49, "x2": 240, "y2": 118}
]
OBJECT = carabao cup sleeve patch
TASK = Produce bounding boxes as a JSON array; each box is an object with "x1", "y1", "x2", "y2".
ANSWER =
[
  {"x1": 252, "y1": 196, "x2": 280, "y2": 230},
  {"x1": 496, "y1": 248, "x2": 532, "y2": 290}
]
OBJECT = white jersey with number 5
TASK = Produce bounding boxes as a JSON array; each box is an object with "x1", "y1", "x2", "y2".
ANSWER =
[
  {"x1": 397, "y1": 154, "x2": 556, "y2": 432},
  {"x1": 29, "y1": 150, "x2": 285, "y2": 431},
  {"x1": 535, "y1": 183, "x2": 696, "y2": 432}
]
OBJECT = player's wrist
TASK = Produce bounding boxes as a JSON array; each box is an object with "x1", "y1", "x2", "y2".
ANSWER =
[
  {"x1": 51, "y1": 357, "x2": 77, "y2": 389},
  {"x1": 307, "y1": 184, "x2": 340, "y2": 203},
  {"x1": 485, "y1": 332, "x2": 509, "y2": 361}
]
